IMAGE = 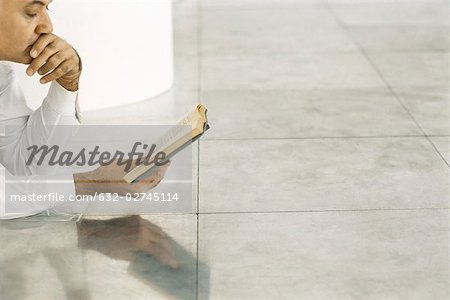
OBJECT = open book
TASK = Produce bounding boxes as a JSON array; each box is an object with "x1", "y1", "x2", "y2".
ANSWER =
[{"x1": 123, "y1": 104, "x2": 210, "y2": 183}]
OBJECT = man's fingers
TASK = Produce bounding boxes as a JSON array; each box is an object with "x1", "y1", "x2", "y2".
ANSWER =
[
  {"x1": 27, "y1": 47, "x2": 56, "y2": 75},
  {"x1": 141, "y1": 222, "x2": 173, "y2": 253},
  {"x1": 139, "y1": 163, "x2": 169, "y2": 190},
  {"x1": 147, "y1": 162, "x2": 170, "y2": 181},
  {"x1": 37, "y1": 49, "x2": 72, "y2": 75},
  {"x1": 142, "y1": 228, "x2": 175, "y2": 257},
  {"x1": 138, "y1": 163, "x2": 169, "y2": 184},
  {"x1": 157, "y1": 162, "x2": 170, "y2": 175},
  {"x1": 27, "y1": 42, "x2": 64, "y2": 76},
  {"x1": 39, "y1": 60, "x2": 75, "y2": 84},
  {"x1": 27, "y1": 36, "x2": 66, "y2": 76},
  {"x1": 29, "y1": 34, "x2": 58, "y2": 58},
  {"x1": 144, "y1": 242, "x2": 179, "y2": 269}
]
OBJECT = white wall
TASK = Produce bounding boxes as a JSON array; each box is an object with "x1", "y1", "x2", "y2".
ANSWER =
[{"x1": 12, "y1": 0, "x2": 173, "y2": 112}]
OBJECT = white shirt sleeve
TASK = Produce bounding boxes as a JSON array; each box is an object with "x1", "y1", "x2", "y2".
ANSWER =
[
  {"x1": 0, "y1": 62, "x2": 82, "y2": 219},
  {"x1": 0, "y1": 63, "x2": 80, "y2": 176}
]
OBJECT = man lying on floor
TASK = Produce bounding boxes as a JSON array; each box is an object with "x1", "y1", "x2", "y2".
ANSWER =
[{"x1": 0, "y1": 0, "x2": 168, "y2": 219}]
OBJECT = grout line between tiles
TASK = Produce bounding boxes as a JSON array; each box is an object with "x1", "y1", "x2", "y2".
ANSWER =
[
  {"x1": 322, "y1": 1, "x2": 450, "y2": 169},
  {"x1": 345, "y1": 24, "x2": 450, "y2": 29},
  {"x1": 201, "y1": 50, "x2": 449, "y2": 57},
  {"x1": 203, "y1": 135, "x2": 429, "y2": 141},
  {"x1": 199, "y1": 86, "x2": 445, "y2": 92},
  {"x1": 196, "y1": 141, "x2": 201, "y2": 212},
  {"x1": 196, "y1": 0, "x2": 202, "y2": 299},
  {"x1": 198, "y1": 207, "x2": 450, "y2": 215},
  {"x1": 427, "y1": 138, "x2": 450, "y2": 168},
  {"x1": 195, "y1": 141, "x2": 200, "y2": 300},
  {"x1": 195, "y1": 208, "x2": 200, "y2": 300}
]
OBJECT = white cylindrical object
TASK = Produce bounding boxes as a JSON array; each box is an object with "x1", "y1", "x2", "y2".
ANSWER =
[{"x1": 12, "y1": 0, "x2": 173, "y2": 112}]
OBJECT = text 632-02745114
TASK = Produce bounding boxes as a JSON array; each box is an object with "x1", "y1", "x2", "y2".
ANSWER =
[{"x1": 125, "y1": 193, "x2": 179, "y2": 202}]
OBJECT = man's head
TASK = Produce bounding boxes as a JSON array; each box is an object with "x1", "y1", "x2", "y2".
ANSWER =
[{"x1": 0, "y1": 0, "x2": 53, "y2": 64}]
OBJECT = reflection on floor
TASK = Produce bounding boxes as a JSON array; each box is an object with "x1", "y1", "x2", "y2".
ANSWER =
[
  {"x1": 1, "y1": 0, "x2": 449, "y2": 299},
  {"x1": 0, "y1": 215, "x2": 207, "y2": 299}
]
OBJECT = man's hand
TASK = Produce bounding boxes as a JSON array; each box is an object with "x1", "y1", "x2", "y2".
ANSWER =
[
  {"x1": 77, "y1": 215, "x2": 179, "y2": 268},
  {"x1": 73, "y1": 160, "x2": 171, "y2": 197},
  {"x1": 26, "y1": 33, "x2": 81, "y2": 92}
]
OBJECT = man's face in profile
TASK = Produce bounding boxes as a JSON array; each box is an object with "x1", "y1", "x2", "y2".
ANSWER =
[{"x1": 0, "y1": 0, "x2": 53, "y2": 64}]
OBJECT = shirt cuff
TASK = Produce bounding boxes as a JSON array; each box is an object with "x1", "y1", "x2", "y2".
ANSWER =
[{"x1": 44, "y1": 81, "x2": 78, "y2": 116}]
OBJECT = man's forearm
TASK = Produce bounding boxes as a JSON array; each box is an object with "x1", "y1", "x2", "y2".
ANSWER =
[{"x1": 73, "y1": 171, "x2": 96, "y2": 196}]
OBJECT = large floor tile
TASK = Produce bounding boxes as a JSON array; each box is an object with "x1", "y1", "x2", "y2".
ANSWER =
[
  {"x1": 201, "y1": 7, "x2": 358, "y2": 55},
  {"x1": 199, "y1": 210, "x2": 450, "y2": 300},
  {"x1": 199, "y1": 138, "x2": 450, "y2": 213},
  {"x1": 430, "y1": 136, "x2": 450, "y2": 166},
  {"x1": 329, "y1": 1, "x2": 450, "y2": 26},
  {"x1": 347, "y1": 26, "x2": 450, "y2": 52},
  {"x1": 368, "y1": 52, "x2": 449, "y2": 88},
  {"x1": 201, "y1": 53, "x2": 385, "y2": 91},
  {"x1": 394, "y1": 86, "x2": 450, "y2": 135},
  {"x1": 202, "y1": 89, "x2": 422, "y2": 139}
]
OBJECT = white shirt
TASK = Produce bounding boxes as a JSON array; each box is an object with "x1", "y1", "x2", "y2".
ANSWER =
[{"x1": 0, "y1": 61, "x2": 81, "y2": 219}]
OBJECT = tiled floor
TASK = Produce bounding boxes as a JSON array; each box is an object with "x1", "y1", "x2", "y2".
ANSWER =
[
  {"x1": 196, "y1": 0, "x2": 449, "y2": 299},
  {"x1": 0, "y1": 0, "x2": 449, "y2": 299}
]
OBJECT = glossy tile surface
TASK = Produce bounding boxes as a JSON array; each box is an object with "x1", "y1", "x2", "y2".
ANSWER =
[
  {"x1": 201, "y1": 53, "x2": 386, "y2": 91},
  {"x1": 347, "y1": 26, "x2": 450, "y2": 52},
  {"x1": 202, "y1": 89, "x2": 422, "y2": 139},
  {"x1": 329, "y1": 1, "x2": 450, "y2": 26},
  {"x1": 199, "y1": 210, "x2": 449, "y2": 299},
  {"x1": 0, "y1": 214, "x2": 200, "y2": 300},
  {"x1": 367, "y1": 52, "x2": 449, "y2": 88},
  {"x1": 199, "y1": 138, "x2": 450, "y2": 213},
  {"x1": 201, "y1": 6, "x2": 358, "y2": 55}
]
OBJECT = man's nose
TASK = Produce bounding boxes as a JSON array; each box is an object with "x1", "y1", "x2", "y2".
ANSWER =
[{"x1": 35, "y1": 13, "x2": 53, "y2": 34}]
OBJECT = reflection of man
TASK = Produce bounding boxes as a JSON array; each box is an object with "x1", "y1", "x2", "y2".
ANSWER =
[
  {"x1": 77, "y1": 215, "x2": 178, "y2": 268},
  {"x1": 0, "y1": 215, "x2": 179, "y2": 299},
  {"x1": 0, "y1": 0, "x2": 168, "y2": 219}
]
